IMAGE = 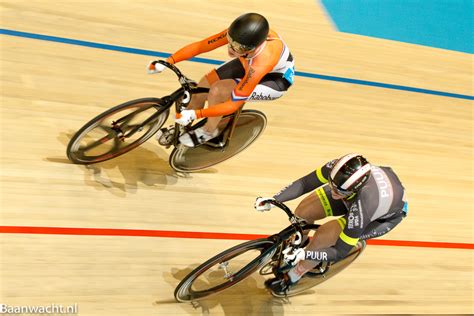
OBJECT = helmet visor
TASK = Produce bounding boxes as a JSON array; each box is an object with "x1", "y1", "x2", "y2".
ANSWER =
[
  {"x1": 227, "y1": 33, "x2": 256, "y2": 55},
  {"x1": 328, "y1": 176, "x2": 353, "y2": 197}
]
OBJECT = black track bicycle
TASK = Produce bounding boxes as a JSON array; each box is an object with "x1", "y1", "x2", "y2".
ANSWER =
[
  {"x1": 66, "y1": 60, "x2": 267, "y2": 172},
  {"x1": 174, "y1": 200, "x2": 366, "y2": 301}
]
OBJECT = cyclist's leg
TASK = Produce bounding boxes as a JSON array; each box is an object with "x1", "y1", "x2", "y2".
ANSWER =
[
  {"x1": 267, "y1": 186, "x2": 345, "y2": 293},
  {"x1": 203, "y1": 78, "x2": 289, "y2": 132},
  {"x1": 300, "y1": 212, "x2": 404, "y2": 273},
  {"x1": 297, "y1": 220, "x2": 342, "y2": 271},
  {"x1": 186, "y1": 57, "x2": 242, "y2": 112},
  {"x1": 201, "y1": 61, "x2": 291, "y2": 133},
  {"x1": 291, "y1": 214, "x2": 404, "y2": 277},
  {"x1": 291, "y1": 185, "x2": 347, "y2": 276},
  {"x1": 245, "y1": 74, "x2": 291, "y2": 102},
  {"x1": 295, "y1": 184, "x2": 346, "y2": 230},
  {"x1": 203, "y1": 79, "x2": 238, "y2": 133},
  {"x1": 294, "y1": 194, "x2": 326, "y2": 223},
  {"x1": 194, "y1": 58, "x2": 244, "y2": 133},
  {"x1": 187, "y1": 76, "x2": 210, "y2": 110}
]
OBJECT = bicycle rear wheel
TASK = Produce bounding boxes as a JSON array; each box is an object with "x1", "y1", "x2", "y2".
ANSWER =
[
  {"x1": 67, "y1": 98, "x2": 169, "y2": 164},
  {"x1": 283, "y1": 241, "x2": 366, "y2": 297},
  {"x1": 174, "y1": 238, "x2": 277, "y2": 302},
  {"x1": 169, "y1": 109, "x2": 266, "y2": 172}
]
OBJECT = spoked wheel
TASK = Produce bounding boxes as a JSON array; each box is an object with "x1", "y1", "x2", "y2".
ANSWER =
[
  {"x1": 283, "y1": 241, "x2": 366, "y2": 297},
  {"x1": 67, "y1": 98, "x2": 169, "y2": 164},
  {"x1": 169, "y1": 110, "x2": 266, "y2": 172},
  {"x1": 174, "y1": 238, "x2": 277, "y2": 302}
]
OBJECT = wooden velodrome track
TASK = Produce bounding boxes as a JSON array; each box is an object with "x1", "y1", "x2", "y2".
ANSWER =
[{"x1": 1, "y1": 1, "x2": 472, "y2": 315}]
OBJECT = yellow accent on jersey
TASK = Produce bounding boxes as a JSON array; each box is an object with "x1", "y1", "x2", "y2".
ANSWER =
[
  {"x1": 346, "y1": 193, "x2": 357, "y2": 200},
  {"x1": 339, "y1": 231, "x2": 359, "y2": 246},
  {"x1": 337, "y1": 217, "x2": 346, "y2": 230},
  {"x1": 315, "y1": 186, "x2": 332, "y2": 217},
  {"x1": 316, "y1": 168, "x2": 328, "y2": 183}
]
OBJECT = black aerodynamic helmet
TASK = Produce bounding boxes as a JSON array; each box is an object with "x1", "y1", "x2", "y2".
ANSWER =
[
  {"x1": 228, "y1": 13, "x2": 269, "y2": 51},
  {"x1": 328, "y1": 153, "x2": 372, "y2": 195}
]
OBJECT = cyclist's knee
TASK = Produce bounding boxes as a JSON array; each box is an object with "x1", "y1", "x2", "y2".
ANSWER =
[
  {"x1": 295, "y1": 193, "x2": 326, "y2": 222},
  {"x1": 197, "y1": 76, "x2": 210, "y2": 88},
  {"x1": 208, "y1": 80, "x2": 236, "y2": 104},
  {"x1": 187, "y1": 77, "x2": 210, "y2": 110},
  {"x1": 208, "y1": 83, "x2": 222, "y2": 101},
  {"x1": 308, "y1": 220, "x2": 341, "y2": 249}
]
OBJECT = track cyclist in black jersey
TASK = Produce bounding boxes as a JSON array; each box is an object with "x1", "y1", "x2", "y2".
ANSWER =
[{"x1": 255, "y1": 153, "x2": 408, "y2": 297}]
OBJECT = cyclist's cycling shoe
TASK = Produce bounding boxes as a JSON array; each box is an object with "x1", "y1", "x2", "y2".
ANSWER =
[
  {"x1": 179, "y1": 127, "x2": 219, "y2": 148},
  {"x1": 264, "y1": 273, "x2": 297, "y2": 298},
  {"x1": 156, "y1": 125, "x2": 175, "y2": 147}
]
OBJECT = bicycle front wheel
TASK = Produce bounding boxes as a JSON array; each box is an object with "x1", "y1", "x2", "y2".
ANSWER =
[
  {"x1": 169, "y1": 109, "x2": 266, "y2": 172},
  {"x1": 67, "y1": 98, "x2": 169, "y2": 164},
  {"x1": 174, "y1": 238, "x2": 277, "y2": 302}
]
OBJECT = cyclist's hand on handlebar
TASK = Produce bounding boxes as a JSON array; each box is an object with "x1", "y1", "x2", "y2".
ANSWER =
[
  {"x1": 254, "y1": 197, "x2": 275, "y2": 212},
  {"x1": 147, "y1": 60, "x2": 166, "y2": 74},
  {"x1": 283, "y1": 247, "x2": 305, "y2": 266},
  {"x1": 175, "y1": 110, "x2": 197, "y2": 126}
]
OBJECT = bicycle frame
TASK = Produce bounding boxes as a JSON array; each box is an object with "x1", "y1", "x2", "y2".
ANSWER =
[
  {"x1": 174, "y1": 199, "x2": 365, "y2": 301},
  {"x1": 263, "y1": 200, "x2": 368, "y2": 279},
  {"x1": 67, "y1": 60, "x2": 263, "y2": 167},
  {"x1": 109, "y1": 60, "x2": 200, "y2": 142},
  {"x1": 113, "y1": 59, "x2": 247, "y2": 149},
  {"x1": 146, "y1": 60, "x2": 243, "y2": 150},
  {"x1": 255, "y1": 200, "x2": 321, "y2": 274}
]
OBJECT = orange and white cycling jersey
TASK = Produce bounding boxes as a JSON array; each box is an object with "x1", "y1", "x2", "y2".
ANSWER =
[{"x1": 167, "y1": 29, "x2": 294, "y2": 119}]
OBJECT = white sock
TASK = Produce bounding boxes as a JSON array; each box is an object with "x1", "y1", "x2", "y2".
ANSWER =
[
  {"x1": 198, "y1": 127, "x2": 218, "y2": 138},
  {"x1": 206, "y1": 128, "x2": 218, "y2": 137},
  {"x1": 288, "y1": 263, "x2": 311, "y2": 283}
]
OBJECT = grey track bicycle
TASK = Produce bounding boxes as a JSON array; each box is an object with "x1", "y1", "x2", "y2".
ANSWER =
[
  {"x1": 174, "y1": 200, "x2": 366, "y2": 301},
  {"x1": 66, "y1": 60, "x2": 267, "y2": 173}
]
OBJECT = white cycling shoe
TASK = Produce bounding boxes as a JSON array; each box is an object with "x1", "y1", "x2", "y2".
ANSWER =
[{"x1": 178, "y1": 127, "x2": 219, "y2": 148}]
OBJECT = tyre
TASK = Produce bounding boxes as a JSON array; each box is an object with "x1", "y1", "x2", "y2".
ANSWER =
[
  {"x1": 169, "y1": 110, "x2": 266, "y2": 172},
  {"x1": 284, "y1": 241, "x2": 367, "y2": 297},
  {"x1": 67, "y1": 98, "x2": 169, "y2": 164},
  {"x1": 174, "y1": 238, "x2": 277, "y2": 302}
]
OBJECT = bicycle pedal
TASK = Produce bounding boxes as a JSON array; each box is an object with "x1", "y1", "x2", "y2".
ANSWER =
[{"x1": 156, "y1": 126, "x2": 175, "y2": 146}]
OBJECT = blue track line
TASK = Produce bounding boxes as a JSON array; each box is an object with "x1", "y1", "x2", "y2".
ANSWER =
[
  {"x1": 1, "y1": 28, "x2": 472, "y2": 101},
  {"x1": 295, "y1": 71, "x2": 473, "y2": 100}
]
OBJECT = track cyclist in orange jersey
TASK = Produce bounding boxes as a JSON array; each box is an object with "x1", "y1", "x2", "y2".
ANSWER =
[
  {"x1": 255, "y1": 153, "x2": 408, "y2": 297},
  {"x1": 147, "y1": 12, "x2": 295, "y2": 147}
]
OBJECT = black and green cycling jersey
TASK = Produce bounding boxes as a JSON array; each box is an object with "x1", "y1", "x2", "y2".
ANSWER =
[{"x1": 274, "y1": 160, "x2": 407, "y2": 262}]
